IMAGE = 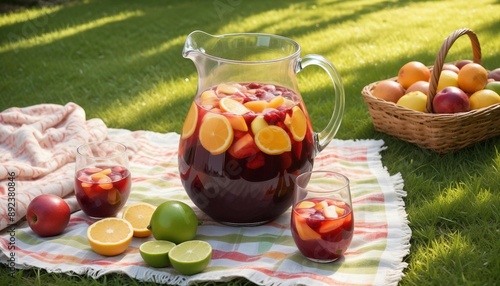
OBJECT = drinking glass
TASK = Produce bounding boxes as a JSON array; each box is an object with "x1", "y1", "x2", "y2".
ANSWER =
[
  {"x1": 75, "y1": 141, "x2": 131, "y2": 219},
  {"x1": 291, "y1": 171, "x2": 354, "y2": 263}
]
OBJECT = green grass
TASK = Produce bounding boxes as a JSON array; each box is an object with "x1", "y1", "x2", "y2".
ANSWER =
[{"x1": 1, "y1": 0, "x2": 500, "y2": 285}]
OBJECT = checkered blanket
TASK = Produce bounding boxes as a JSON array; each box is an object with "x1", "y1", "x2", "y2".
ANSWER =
[{"x1": 0, "y1": 103, "x2": 410, "y2": 285}]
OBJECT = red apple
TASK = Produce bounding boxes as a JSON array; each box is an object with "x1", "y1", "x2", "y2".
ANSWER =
[
  {"x1": 27, "y1": 194, "x2": 71, "y2": 237},
  {"x1": 433, "y1": 86, "x2": 470, "y2": 114},
  {"x1": 488, "y1": 68, "x2": 500, "y2": 81},
  {"x1": 455, "y1": 60, "x2": 473, "y2": 70}
]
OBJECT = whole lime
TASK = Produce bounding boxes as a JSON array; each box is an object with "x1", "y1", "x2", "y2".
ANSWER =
[{"x1": 148, "y1": 200, "x2": 199, "y2": 244}]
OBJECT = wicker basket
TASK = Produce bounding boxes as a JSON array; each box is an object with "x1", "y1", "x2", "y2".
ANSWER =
[{"x1": 361, "y1": 28, "x2": 500, "y2": 154}]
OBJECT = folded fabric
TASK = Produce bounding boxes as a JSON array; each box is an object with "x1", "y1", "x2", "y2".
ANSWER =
[
  {"x1": 0, "y1": 102, "x2": 107, "y2": 230},
  {"x1": 0, "y1": 123, "x2": 411, "y2": 285}
]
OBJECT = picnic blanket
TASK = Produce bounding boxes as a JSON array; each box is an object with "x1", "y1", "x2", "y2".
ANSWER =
[{"x1": 0, "y1": 103, "x2": 411, "y2": 286}]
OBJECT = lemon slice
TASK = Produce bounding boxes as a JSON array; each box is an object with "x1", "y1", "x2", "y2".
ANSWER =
[
  {"x1": 169, "y1": 240, "x2": 212, "y2": 275},
  {"x1": 219, "y1": 97, "x2": 250, "y2": 115},
  {"x1": 122, "y1": 202, "x2": 156, "y2": 238},
  {"x1": 199, "y1": 113, "x2": 234, "y2": 155},
  {"x1": 290, "y1": 106, "x2": 307, "y2": 141},
  {"x1": 86, "y1": 218, "x2": 133, "y2": 256},
  {"x1": 254, "y1": 125, "x2": 291, "y2": 155},
  {"x1": 139, "y1": 240, "x2": 176, "y2": 268},
  {"x1": 181, "y1": 102, "x2": 198, "y2": 139}
]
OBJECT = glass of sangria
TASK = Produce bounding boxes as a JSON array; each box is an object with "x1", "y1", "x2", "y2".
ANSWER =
[
  {"x1": 75, "y1": 141, "x2": 131, "y2": 219},
  {"x1": 291, "y1": 171, "x2": 354, "y2": 263}
]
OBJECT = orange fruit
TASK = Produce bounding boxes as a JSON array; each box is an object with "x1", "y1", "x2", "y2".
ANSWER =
[
  {"x1": 181, "y1": 102, "x2": 198, "y2": 139},
  {"x1": 254, "y1": 125, "x2": 291, "y2": 155},
  {"x1": 398, "y1": 61, "x2": 431, "y2": 89},
  {"x1": 372, "y1": 80, "x2": 405, "y2": 103},
  {"x1": 290, "y1": 106, "x2": 307, "y2": 141},
  {"x1": 199, "y1": 113, "x2": 234, "y2": 155},
  {"x1": 457, "y1": 63, "x2": 488, "y2": 93},
  {"x1": 406, "y1": 80, "x2": 430, "y2": 96},
  {"x1": 219, "y1": 97, "x2": 250, "y2": 115},
  {"x1": 226, "y1": 114, "x2": 248, "y2": 132},
  {"x1": 87, "y1": 218, "x2": 133, "y2": 256},
  {"x1": 122, "y1": 202, "x2": 156, "y2": 238}
]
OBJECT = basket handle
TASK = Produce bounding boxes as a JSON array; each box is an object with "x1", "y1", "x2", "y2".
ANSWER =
[{"x1": 426, "y1": 28, "x2": 482, "y2": 113}]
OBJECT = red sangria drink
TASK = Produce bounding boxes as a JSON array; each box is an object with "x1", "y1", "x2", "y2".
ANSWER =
[
  {"x1": 75, "y1": 141, "x2": 131, "y2": 218},
  {"x1": 178, "y1": 82, "x2": 315, "y2": 225},
  {"x1": 75, "y1": 166, "x2": 131, "y2": 218},
  {"x1": 291, "y1": 171, "x2": 353, "y2": 262}
]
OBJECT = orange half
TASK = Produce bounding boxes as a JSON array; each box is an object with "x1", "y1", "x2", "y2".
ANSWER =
[{"x1": 87, "y1": 218, "x2": 133, "y2": 256}]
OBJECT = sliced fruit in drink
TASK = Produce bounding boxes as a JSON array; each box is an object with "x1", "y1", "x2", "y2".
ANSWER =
[
  {"x1": 294, "y1": 214, "x2": 321, "y2": 241},
  {"x1": 244, "y1": 100, "x2": 267, "y2": 113},
  {"x1": 86, "y1": 217, "x2": 133, "y2": 256},
  {"x1": 266, "y1": 95, "x2": 284, "y2": 109},
  {"x1": 251, "y1": 115, "x2": 268, "y2": 135},
  {"x1": 199, "y1": 113, "x2": 234, "y2": 155},
  {"x1": 226, "y1": 114, "x2": 248, "y2": 132},
  {"x1": 219, "y1": 97, "x2": 250, "y2": 115},
  {"x1": 290, "y1": 106, "x2": 307, "y2": 141},
  {"x1": 296, "y1": 201, "x2": 315, "y2": 209},
  {"x1": 181, "y1": 102, "x2": 198, "y2": 139},
  {"x1": 216, "y1": 83, "x2": 240, "y2": 95},
  {"x1": 122, "y1": 202, "x2": 156, "y2": 238},
  {"x1": 254, "y1": 125, "x2": 291, "y2": 155},
  {"x1": 318, "y1": 218, "x2": 344, "y2": 234},
  {"x1": 228, "y1": 133, "x2": 259, "y2": 159},
  {"x1": 169, "y1": 240, "x2": 212, "y2": 275},
  {"x1": 139, "y1": 240, "x2": 176, "y2": 268}
]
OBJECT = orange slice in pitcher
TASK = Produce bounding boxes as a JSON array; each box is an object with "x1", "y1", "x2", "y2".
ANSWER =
[
  {"x1": 219, "y1": 97, "x2": 250, "y2": 115},
  {"x1": 181, "y1": 102, "x2": 198, "y2": 139},
  {"x1": 290, "y1": 106, "x2": 306, "y2": 141},
  {"x1": 254, "y1": 125, "x2": 291, "y2": 155},
  {"x1": 244, "y1": 100, "x2": 267, "y2": 113},
  {"x1": 199, "y1": 113, "x2": 234, "y2": 155}
]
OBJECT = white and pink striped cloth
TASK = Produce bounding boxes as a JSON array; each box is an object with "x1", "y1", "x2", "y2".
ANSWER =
[{"x1": 0, "y1": 103, "x2": 411, "y2": 286}]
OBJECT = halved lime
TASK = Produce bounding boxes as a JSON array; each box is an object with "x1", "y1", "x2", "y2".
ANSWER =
[
  {"x1": 139, "y1": 240, "x2": 176, "y2": 268},
  {"x1": 168, "y1": 240, "x2": 212, "y2": 275}
]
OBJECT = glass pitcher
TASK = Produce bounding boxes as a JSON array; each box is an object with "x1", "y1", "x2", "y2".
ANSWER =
[{"x1": 178, "y1": 31, "x2": 345, "y2": 226}]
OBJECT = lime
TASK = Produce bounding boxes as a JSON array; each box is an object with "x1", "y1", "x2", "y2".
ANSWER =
[
  {"x1": 148, "y1": 200, "x2": 199, "y2": 244},
  {"x1": 139, "y1": 240, "x2": 176, "y2": 268},
  {"x1": 169, "y1": 240, "x2": 212, "y2": 275}
]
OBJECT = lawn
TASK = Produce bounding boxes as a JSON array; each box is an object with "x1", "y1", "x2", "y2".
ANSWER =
[{"x1": 1, "y1": 0, "x2": 500, "y2": 285}]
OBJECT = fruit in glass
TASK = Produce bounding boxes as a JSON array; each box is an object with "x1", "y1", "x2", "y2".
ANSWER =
[
  {"x1": 291, "y1": 198, "x2": 354, "y2": 262},
  {"x1": 178, "y1": 82, "x2": 314, "y2": 225},
  {"x1": 75, "y1": 165, "x2": 131, "y2": 218}
]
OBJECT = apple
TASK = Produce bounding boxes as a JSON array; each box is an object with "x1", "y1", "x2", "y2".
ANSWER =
[
  {"x1": 488, "y1": 68, "x2": 500, "y2": 81},
  {"x1": 442, "y1": 63, "x2": 460, "y2": 73},
  {"x1": 27, "y1": 194, "x2": 71, "y2": 237},
  {"x1": 455, "y1": 60, "x2": 473, "y2": 70},
  {"x1": 433, "y1": 86, "x2": 470, "y2": 114},
  {"x1": 485, "y1": 81, "x2": 500, "y2": 95}
]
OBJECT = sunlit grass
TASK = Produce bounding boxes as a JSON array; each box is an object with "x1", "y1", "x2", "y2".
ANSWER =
[{"x1": 1, "y1": 0, "x2": 500, "y2": 285}]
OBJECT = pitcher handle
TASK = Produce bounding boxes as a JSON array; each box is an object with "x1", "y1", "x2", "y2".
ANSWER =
[{"x1": 298, "y1": 54, "x2": 345, "y2": 154}]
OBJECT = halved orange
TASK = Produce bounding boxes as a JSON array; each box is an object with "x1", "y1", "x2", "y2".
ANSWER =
[
  {"x1": 290, "y1": 106, "x2": 307, "y2": 141},
  {"x1": 199, "y1": 113, "x2": 234, "y2": 155},
  {"x1": 254, "y1": 125, "x2": 291, "y2": 155},
  {"x1": 181, "y1": 102, "x2": 198, "y2": 139},
  {"x1": 219, "y1": 97, "x2": 250, "y2": 115},
  {"x1": 87, "y1": 217, "x2": 133, "y2": 256},
  {"x1": 122, "y1": 202, "x2": 156, "y2": 238}
]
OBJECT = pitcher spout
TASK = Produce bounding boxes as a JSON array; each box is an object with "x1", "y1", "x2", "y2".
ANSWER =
[{"x1": 182, "y1": 30, "x2": 214, "y2": 59}]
